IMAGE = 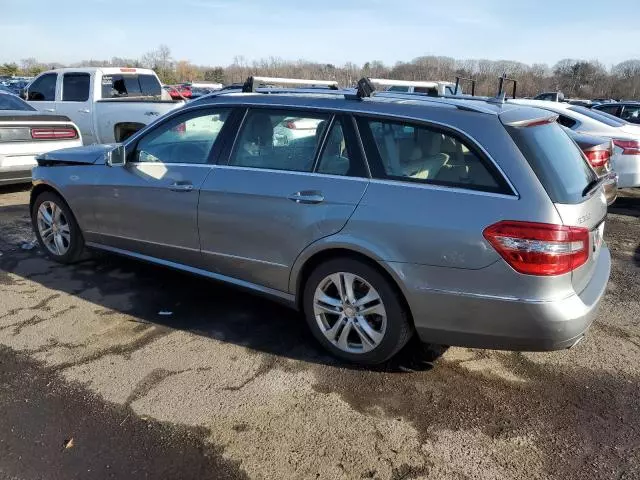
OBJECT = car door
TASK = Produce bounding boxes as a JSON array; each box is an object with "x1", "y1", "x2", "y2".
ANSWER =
[
  {"x1": 198, "y1": 109, "x2": 370, "y2": 293},
  {"x1": 91, "y1": 106, "x2": 236, "y2": 267},
  {"x1": 55, "y1": 72, "x2": 95, "y2": 144},
  {"x1": 26, "y1": 72, "x2": 58, "y2": 113}
]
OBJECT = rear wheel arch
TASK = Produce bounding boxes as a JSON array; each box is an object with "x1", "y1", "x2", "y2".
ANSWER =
[{"x1": 294, "y1": 247, "x2": 414, "y2": 326}]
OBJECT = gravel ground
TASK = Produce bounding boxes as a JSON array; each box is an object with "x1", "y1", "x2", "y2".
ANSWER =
[{"x1": 0, "y1": 184, "x2": 638, "y2": 480}]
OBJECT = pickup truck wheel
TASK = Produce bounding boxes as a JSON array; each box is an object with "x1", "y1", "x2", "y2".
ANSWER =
[{"x1": 32, "y1": 192, "x2": 85, "y2": 264}]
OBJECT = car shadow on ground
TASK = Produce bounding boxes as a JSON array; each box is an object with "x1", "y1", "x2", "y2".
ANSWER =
[{"x1": 0, "y1": 236, "x2": 442, "y2": 373}]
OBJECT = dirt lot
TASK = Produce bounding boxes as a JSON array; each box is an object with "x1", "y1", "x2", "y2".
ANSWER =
[{"x1": 0, "y1": 184, "x2": 639, "y2": 480}]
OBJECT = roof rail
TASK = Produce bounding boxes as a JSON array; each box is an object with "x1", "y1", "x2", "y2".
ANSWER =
[
  {"x1": 367, "y1": 78, "x2": 444, "y2": 89},
  {"x1": 455, "y1": 76, "x2": 476, "y2": 97},
  {"x1": 496, "y1": 73, "x2": 517, "y2": 100},
  {"x1": 241, "y1": 76, "x2": 339, "y2": 93}
]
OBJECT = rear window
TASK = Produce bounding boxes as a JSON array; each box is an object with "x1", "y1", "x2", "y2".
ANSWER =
[
  {"x1": 568, "y1": 106, "x2": 626, "y2": 127},
  {"x1": 101, "y1": 74, "x2": 162, "y2": 99},
  {"x1": 0, "y1": 94, "x2": 36, "y2": 111},
  {"x1": 507, "y1": 122, "x2": 596, "y2": 204}
]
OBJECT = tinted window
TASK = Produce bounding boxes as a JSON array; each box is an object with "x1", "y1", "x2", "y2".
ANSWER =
[
  {"x1": 229, "y1": 109, "x2": 329, "y2": 172},
  {"x1": 414, "y1": 86, "x2": 438, "y2": 96},
  {"x1": 101, "y1": 74, "x2": 161, "y2": 99},
  {"x1": 139, "y1": 74, "x2": 162, "y2": 96},
  {"x1": 62, "y1": 73, "x2": 90, "y2": 101},
  {"x1": 387, "y1": 86, "x2": 409, "y2": 92},
  {"x1": 507, "y1": 122, "x2": 596, "y2": 204},
  {"x1": 357, "y1": 118, "x2": 506, "y2": 193},
  {"x1": 568, "y1": 106, "x2": 625, "y2": 127},
  {"x1": 135, "y1": 109, "x2": 230, "y2": 165},
  {"x1": 27, "y1": 73, "x2": 56, "y2": 101},
  {"x1": 557, "y1": 115, "x2": 577, "y2": 129},
  {"x1": 620, "y1": 105, "x2": 640, "y2": 124},
  {"x1": 316, "y1": 118, "x2": 366, "y2": 177},
  {"x1": 0, "y1": 93, "x2": 36, "y2": 111},
  {"x1": 595, "y1": 104, "x2": 620, "y2": 116}
]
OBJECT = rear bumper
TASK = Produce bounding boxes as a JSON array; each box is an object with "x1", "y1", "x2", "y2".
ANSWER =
[
  {"x1": 389, "y1": 246, "x2": 611, "y2": 351},
  {"x1": 0, "y1": 165, "x2": 33, "y2": 185}
]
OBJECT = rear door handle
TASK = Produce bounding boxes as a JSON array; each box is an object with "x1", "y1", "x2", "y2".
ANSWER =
[
  {"x1": 78, "y1": 109, "x2": 90, "y2": 113},
  {"x1": 288, "y1": 190, "x2": 324, "y2": 204},
  {"x1": 169, "y1": 182, "x2": 194, "y2": 192}
]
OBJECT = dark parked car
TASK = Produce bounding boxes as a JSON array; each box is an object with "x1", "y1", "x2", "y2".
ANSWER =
[{"x1": 593, "y1": 102, "x2": 640, "y2": 124}]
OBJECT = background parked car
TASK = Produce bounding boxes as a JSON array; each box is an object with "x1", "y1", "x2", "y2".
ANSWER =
[
  {"x1": 565, "y1": 129, "x2": 617, "y2": 205},
  {"x1": 0, "y1": 91, "x2": 82, "y2": 185},
  {"x1": 511, "y1": 99, "x2": 640, "y2": 188},
  {"x1": 593, "y1": 101, "x2": 640, "y2": 124}
]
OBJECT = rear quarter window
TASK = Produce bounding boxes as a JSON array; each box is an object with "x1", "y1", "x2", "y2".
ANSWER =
[{"x1": 507, "y1": 122, "x2": 597, "y2": 204}]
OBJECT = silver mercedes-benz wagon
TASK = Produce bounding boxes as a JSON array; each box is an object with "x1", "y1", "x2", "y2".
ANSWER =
[{"x1": 29, "y1": 77, "x2": 611, "y2": 364}]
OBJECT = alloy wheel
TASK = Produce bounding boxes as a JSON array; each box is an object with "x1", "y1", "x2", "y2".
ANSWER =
[
  {"x1": 36, "y1": 201, "x2": 71, "y2": 256},
  {"x1": 313, "y1": 272, "x2": 387, "y2": 354}
]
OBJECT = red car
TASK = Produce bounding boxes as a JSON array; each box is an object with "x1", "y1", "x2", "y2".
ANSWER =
[{"x1": 166, "y1": 84, "x2": 192, "y2": 100}]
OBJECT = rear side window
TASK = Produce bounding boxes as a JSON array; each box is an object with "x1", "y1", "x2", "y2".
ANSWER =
[
  {"x1": 101, "y1": 74, "x2": 161, "y2": 99},
  {"x1": 595, "y1": 104, "x2": 620, "y2": 116},
  {"x1": 62, "y1": 73, "x2": 90, "y2": 101},
  {"x1": 229, "y1": 109, "x2": 330, "y2": 172},
  {"x1": 356, "y1": 117, "x2": 510, "y2": 194},
  {"x1": 507, "y1": 122, "x2": 596, "y2": 204},
  {"x1": 557, "y1": 115, "x2": 577, "y2": 129}
]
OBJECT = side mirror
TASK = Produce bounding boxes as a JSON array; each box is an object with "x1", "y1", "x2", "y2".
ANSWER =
[{"x1": 106, "y1": 144, "x2": 126, "y2": 167}]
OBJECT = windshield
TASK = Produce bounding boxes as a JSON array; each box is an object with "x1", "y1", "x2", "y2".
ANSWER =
[
  {"x1": 507, "y1": 121, "x2": 596, "y2": 204},
  {"x1": 0, "y1": 93, "x2": 36, "y2": 111},
  {"x1": 568, "y1": 105, "x2": 626, "y2": 127},
  {"x1": 101, "y1": 73, "x2": 162, "y2": 99}
]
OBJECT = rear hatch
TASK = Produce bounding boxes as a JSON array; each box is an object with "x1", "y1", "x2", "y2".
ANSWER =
[{"x1": 503, "y1": 113, "x2": 608, "y2": 294}]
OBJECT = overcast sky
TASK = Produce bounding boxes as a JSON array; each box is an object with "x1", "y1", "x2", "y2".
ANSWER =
[{"x1": 2, "y1": 0, "x2": 639, "y2": 68}]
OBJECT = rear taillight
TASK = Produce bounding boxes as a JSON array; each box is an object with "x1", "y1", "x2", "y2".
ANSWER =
[
  {"x1": 584, "y1": 148, "x2": 611, "y2": 168},
  {"x1": 284, "y1": 120, "x2": 297, "y2": 129},
  {"x1": 31, "y1": 127, "x2": 78, "y2": 140},
  {"x1": 613, "y1": 139, "x2": 640, "y2": 155},
  {"x1": 483, "y1": 221, "x2": 589, "y2": 276}
]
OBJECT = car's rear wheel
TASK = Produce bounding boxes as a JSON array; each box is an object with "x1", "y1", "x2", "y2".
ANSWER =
[
  {"x1": 32, "y1": 191, "x2": 85, "y2": 264},
  {"x1": 303, "y1": 258, "x2": 413, "y2": 364}
]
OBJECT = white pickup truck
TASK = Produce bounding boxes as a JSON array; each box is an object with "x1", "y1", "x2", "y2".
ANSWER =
[{"x1": 23, "y1": 67, "x2": 185, "y2": 144}]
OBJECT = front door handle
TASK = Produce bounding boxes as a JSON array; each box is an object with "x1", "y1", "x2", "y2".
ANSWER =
[
  {"x1": 43, "y1": 108, "x2": 55, "y2": 112},
  {"x1": 288, "y1": 190, "x2": 325, "y2": 204},
  {"x1": 169, "y1": 182, "x2": 194, "y2": 192},
  {"x1": 78, "y1": 109, "x2": 90, "y2": 113}
]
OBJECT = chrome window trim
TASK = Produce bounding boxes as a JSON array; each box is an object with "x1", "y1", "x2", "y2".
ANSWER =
[
  {"x1": 368, "y1": 178, "x2": 519, "y2": 199},
  {"x1": 126, "y1": 162, "x2": 213, "y2": 168},
  {"x1": 212, "y1": 164, "x2": 370, "y2": 182},
  {"x1": 353, "y1": 112, "x2": 520, "y2": 197},
  {"x1": 124, "y1": 98, "x2": 519, "y2": 196}
]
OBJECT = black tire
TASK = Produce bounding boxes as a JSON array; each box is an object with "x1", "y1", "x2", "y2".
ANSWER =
[
  {"x1": 303, "y1": 257, "x2": 413, "y2": 365},
  {"x1": 31, "y1": 191, "x2": 85, "y2": 264}
]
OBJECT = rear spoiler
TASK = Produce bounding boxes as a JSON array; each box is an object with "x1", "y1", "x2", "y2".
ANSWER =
[{"x1": 499, "y1": 108, "x2": 558, "y2": 127}]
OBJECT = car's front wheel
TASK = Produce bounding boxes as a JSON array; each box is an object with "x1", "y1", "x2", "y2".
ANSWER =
[
  {"x1": 31, "y1": 191, "x2": 85, "y2": 263},
  {"x1": 303, "y1": 258, "x2": 413, "y2": 365}
]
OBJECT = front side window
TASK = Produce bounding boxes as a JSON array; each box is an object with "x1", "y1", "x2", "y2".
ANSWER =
[
  {"x1": 27, "y1": 74, "x2": 57, "y2": 101},
  {"x1": 134, "y1": 109, "x2": 230, "y2": 165},
  {"x1": 357, "y1": 117, "x2": 506, "y2": 192},
  {"x1": 595, "y1": 104, "x2": 620, "y2": 116},
  {"x1": 62, "y1": 73, "x2": 90, "y2": 102},
  {"x1": 229, "y1": 109, "x2": 329, "y2": 172}
]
